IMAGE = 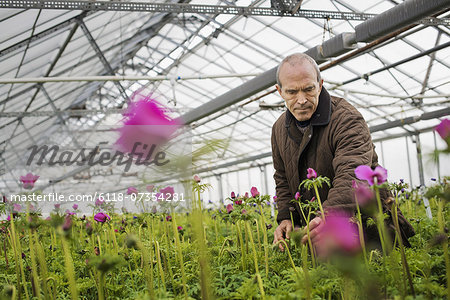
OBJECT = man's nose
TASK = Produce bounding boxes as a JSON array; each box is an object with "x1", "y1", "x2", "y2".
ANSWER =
[{"x1": 296, "y1": 96, "x2": 307, "y2": 105}]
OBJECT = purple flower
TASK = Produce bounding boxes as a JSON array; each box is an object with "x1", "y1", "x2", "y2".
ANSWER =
[
  {"x1": 65, "y1": 210, "x2": 75, "y2": 216},
  {"x1": 230, "y1": 192, "x2": 236, "y2": 199},
  {"x1": 307, "y1": 168, "x2": 317, "y2": 179},
  {"x1": 54, "y1": 203, "x2": 61, "y2": 209},
  {"x1": 353, "y1": 181, "x2": 374, "y2": 206},
  {"x1": 113, "y1": 93, "x2": 181, "y2": 162},
  {"x1": 294, "y1": 192, "x2": 300, "y2": 201},
  {"x1": 177, "y1": 226, "x2": 183, "y2": 231},
  {"x1": 20, "y1": 172, "x2": 40, "y2": 190},
  {"x1": 72, "y1": 204, "x2": 79, "y2": 210},
  {"x1": 160, "y1": 186, "x2": 175, "y2": 199},
  {"x1": 315, "y1": 211, "x2": 360, "y2": 258},
  {"x1": 431, "y1": 178, "x2": 436, "y2": 181},
  {"x1": 226, "y1": 204, "x2": 234, "y2": 213},
  {"x1": 94, "y1": 212, "x2": 111, "y2": 223},
  {"x1": 166, "y1": 215, "x2": 172, "y2": 222},
  {"x1": 250, "y1": 187, "x2": 260, "y2": 198},
  {"x1": 266, "y1": 223, "x2": 273, "y2": 230},
  {"x1": 62, "y1": 215, "x2": 72, "y2": 231},
  {"x1": 355, "y1": 165, "x2": 388, "y2": 186},
  {"x1": 435, "y1": 118, "x2": 450, "y2": 141},
  {"x1": 244, "y1": 192, "x2": 249, "y2": 198},
  {"x1": 127, "y1": 187, "x2": 138, "y2": 195},
  {"x1": 273, "y1": 195, "x2": 277, "y2": 201}
]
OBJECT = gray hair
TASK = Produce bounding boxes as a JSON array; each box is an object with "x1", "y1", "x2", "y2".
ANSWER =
[{"x1": 276, "y1": 53, "x2": 321, "y2": 88}]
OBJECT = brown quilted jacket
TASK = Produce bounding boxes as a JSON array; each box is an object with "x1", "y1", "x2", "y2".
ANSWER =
[{"x1": 271, "y1": 87, "x2": 415, "y2": 244}]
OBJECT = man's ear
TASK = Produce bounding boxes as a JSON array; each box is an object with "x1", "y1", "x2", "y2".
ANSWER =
[
  {"x1": 276, "y1": 84, "x2": 282, "y2": 96},
  {"x1": 318, "y1": 79, "x2": 324, "y2": 92}
]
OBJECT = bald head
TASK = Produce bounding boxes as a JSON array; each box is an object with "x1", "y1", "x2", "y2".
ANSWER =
[{"x1": 276, "y1": 53, "x2": 321, "y2": 88}]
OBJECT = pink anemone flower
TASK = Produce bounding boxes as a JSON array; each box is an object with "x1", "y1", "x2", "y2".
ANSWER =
[
  {"x1": 20, "y1": 173, "x2": 39, "y2": 190},
  {"x1": 354, "y1": 165, "x2": 387, "y2": 186}
]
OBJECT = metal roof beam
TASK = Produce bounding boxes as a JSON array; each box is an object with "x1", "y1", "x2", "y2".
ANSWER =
[{"x1": 1, "y1": 0, "x2": 449, "y2": 25}]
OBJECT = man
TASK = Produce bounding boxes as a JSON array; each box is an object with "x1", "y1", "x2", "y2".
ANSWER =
[{"x1": 271, "y1": 53, "x2": 414, "y2": 252}]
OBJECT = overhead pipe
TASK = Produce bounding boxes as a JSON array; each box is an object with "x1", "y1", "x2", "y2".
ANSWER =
[{"x1": 0, "y1": 73, "x2": 260, "y2": 84}]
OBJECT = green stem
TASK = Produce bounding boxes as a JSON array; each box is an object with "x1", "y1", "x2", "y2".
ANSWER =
[
  {"x1": 259, "y1": 203, "x2": 269, "y2": 277},
  {"x1": 61, "y1": 237, "x2": 78, "y2": 299},
  {"x1": 34, "y1": 231, "x2": 50, "y2": 300},
  {"x1": 236, "y1": 222, "x2": 246, "y2": 271},
  {"x1": 171, "y1": 213, "x2": 188, "y2": 300},
  {"x1": 98, "y1": 272, "x2": 105, "y2": 300},
  {"x1": 155, "y1": 241, "x2": 166, "y2": 291},
  {"x1": 9, "y1": 215, "x2": 25, "y2": 300},
  {"x1": 27, "y1": 227, "x2": 41, "y2": 298},
  {"x1": 301, "y1": 244, "x2": 312, "y2": 300},
  {"x1": 313, "y1": 183, "x2": 325, "y2": 220},
  {"x1": 437, "y1": 200, "x2": 450, "y2": 298},
  {"x1": 245, "y1": 221, "x2": 265, "y2": 299},
  {"x1": 392, "y1": 201, "x2": 415, "y2": 297},
  {"x1": 277, "y1": 240, "x2": 298, "y2": 275},
  {"x1": 354, "y1": 198, "x2": 369, "y2": 269}
]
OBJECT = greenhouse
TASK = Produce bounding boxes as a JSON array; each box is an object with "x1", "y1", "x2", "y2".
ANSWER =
[{"x1": 0, "y1": 0, "x2": 449, "y2": 299}]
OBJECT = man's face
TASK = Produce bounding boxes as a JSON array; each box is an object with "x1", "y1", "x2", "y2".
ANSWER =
[{"x1": 276, "y1": 60, "x2": 323, "y2": 121}]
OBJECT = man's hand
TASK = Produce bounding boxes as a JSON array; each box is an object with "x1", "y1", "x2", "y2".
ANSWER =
[
  {"x1": 301, "y1": 216, "x2": 323, "y2": 245},
  {"x1": 273, "y1": 219, "x2": 293, "y2": 251}
]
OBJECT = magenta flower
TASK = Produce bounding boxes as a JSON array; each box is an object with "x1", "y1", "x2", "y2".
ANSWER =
[
  {"x1": 234, "y1": 199, "x2": 242, "y2": 205},
  {"x1": 230, "y1": 192, "x2": 236, "y2": 199},
  {"x1": 250, "y1": 187, "x2": 260, "y2": 198},
  {"x1": 310, "y1": 196, "x2": 316, "y2": 202},
  {"x1": 177, "y1": 226, "x2": 183, "y2": 231},
  {"x1": 94, "y1": 212, "x2": 111, "y2": 223},
  {"x1": 355, "y1": 165, "x2": 387, "y2": 186},
  {"x1": 435, "y1": 118, "x2": 450, "y2": 141},
  {"x1": 244, "y1": 192, "x2": 249, "y2": 198},
  {"x1": 315, "y1": 211, "x2": 360, "y2": 258},
  {"x1": 166, "y1": 215, "x2": 172, "y2": 222},
  {"x1": 62, "y1": 215, "x2": 72, "y2": 231},
  {"x1": 241, "y1": 209, "x2": 247, "y2": 215},
  {"x1": 273, "y1": 195, "x2": 277, "y2": 201},
  {"x1": 114, "y1": 93, "x2": 181, "y2": 161},
  {"x1": 146, "y1": 185, "x2": 154, "y2": 192},
  {"x1": 352, "y1": 180, "x2": 374, "y2": 206},
  {"x1": 54, "y1": 203, "x2": 61, "y2": 210},
  {"x1": 193, "y1": 175, "x2": 201, "y2": 183},
  {"x1": 295, "y1": 192, "x2": 301, "y2": 201},
  {"x1": 127, "y1": 186, "x2": 138, "y2": 195},
  {"x1": 226, "y1": 204, "x2": 234, "y2": 213},
  {"x1": 160, "y1": 186, "x2": 174, "y2": 198},
  {"x1": 65, "y1": 210, "x2": 75, "y2": 216},
  {"x1": 72, "y1": 204, "x2": 79, "y2": 210},
  {"x1": 20, "y1": 172, "x2": 39, "y2": 190},
  {"x1": 307, "y1": 168, "x2": 317, "y2": 179}
]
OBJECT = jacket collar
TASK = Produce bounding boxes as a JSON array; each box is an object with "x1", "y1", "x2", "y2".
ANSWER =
[{"x1": 285, "y1": 86, "x2": 332, "y2": 128}]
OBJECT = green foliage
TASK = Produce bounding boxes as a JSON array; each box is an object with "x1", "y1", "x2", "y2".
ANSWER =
[{"x1": 0, "y1": 182, "x2": 448, "y2": 299}]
